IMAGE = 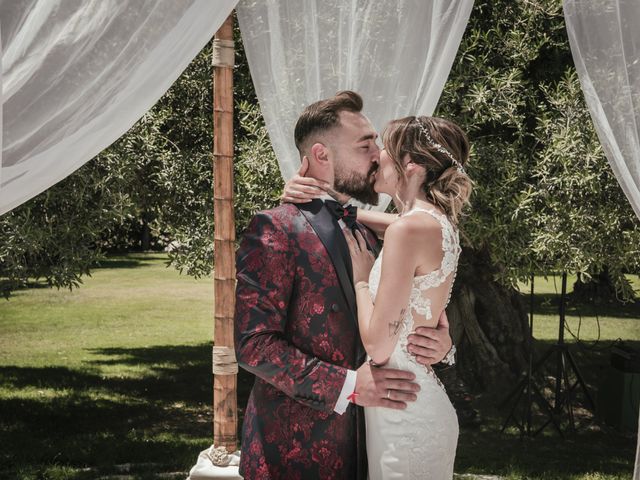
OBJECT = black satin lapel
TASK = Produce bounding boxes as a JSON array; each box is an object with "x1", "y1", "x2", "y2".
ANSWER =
[
  {"x1": 297, "y1": 200, "x2": 357, "y2": 319},
  {"x1": 356, "y1": 223, "x2": 381, "y2": 257}
]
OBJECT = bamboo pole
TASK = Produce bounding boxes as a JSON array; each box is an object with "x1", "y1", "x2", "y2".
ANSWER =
[{"x1": 212, "y1": 13, "x2": 237, "y2": 452}]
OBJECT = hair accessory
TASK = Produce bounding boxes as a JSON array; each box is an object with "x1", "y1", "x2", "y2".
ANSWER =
[{"x1": 415, "y1": 118, "x2": 465, "y2": 173}]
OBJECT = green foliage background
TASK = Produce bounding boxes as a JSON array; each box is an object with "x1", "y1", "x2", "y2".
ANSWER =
[
  {"x1": 0, "y1": 24, "x2": 283, "y2": 294},
  {"x1": 437, "y1": 0, "x2": 640, "y2": 297},
  {"x1": 1, "y1": 3, "x2": 639, "y2": 298}
]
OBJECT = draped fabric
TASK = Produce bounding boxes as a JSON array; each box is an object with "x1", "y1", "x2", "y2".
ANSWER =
[
  {"x1": 0, "y1": 20, "x2": 3, "y2": 193},
  {"x1": 237, "y1": 0, "x2": 474, "y2": 209},
  {"x1": 0, "y1": 0, "x2": 472, "y2": 215},
  {"x1": 563, "y1": 0, "x2": 640, "y2": 220},
  {"x1": 0, "y1": 0, "x2": 238, "y2": 216},
  {"x1": 563, "y1": 2, "x2": 640, "y2": 476}
]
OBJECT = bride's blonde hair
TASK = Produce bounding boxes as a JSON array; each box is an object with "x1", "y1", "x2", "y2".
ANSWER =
[{"x1": 382, "y1": 116, "x2": 473, "y2": 224}]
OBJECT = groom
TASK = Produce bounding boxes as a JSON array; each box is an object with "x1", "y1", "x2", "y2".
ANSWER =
[{"x1": 234, "y1": 91, "x2": 453, "y2": 479}]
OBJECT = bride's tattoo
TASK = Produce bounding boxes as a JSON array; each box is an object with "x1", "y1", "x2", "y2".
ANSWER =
[{"x1": 388, "y1": 309, "x2": 406, "y2": 337}]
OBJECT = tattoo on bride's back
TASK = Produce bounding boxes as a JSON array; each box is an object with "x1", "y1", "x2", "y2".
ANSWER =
[{"x1": 388, "y1": 309, "x2": 406, "y2": 337}]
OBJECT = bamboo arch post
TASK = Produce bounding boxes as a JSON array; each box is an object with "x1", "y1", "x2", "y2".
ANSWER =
[{"x1": 212, "y1": 13, "x2": 237, "y2": 452}]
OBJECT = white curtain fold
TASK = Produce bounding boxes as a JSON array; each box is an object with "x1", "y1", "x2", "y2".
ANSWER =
[
  {"x1": 237, "y1": 0, "x2": 474, "y2": 209},
  {"x1": 0, "y1": 19, "x2": 3, "y2": 194},
  {"x1": 0, "y1": 0, "x2": 238, "y2": 216},
  {"x1": 563, "y1": 2, "x2": 640, "y2": 477},
  {"x1": 563, "y1": 0, "x2": 640, "y2": 220}
]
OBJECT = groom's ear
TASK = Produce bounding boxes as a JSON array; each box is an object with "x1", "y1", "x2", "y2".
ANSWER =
[{"x1": 310, "y1": 142, "x2": 329, "y2": 165}]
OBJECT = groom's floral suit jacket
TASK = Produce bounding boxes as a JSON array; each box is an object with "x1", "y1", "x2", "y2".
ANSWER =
[{"x1": 234, "y1": 199, "x2": 380, "y2": 480}]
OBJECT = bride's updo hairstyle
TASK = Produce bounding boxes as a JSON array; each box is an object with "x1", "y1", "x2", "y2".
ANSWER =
[{"x1": 382, "y1": 116, "x2": 472, "y2": 224}]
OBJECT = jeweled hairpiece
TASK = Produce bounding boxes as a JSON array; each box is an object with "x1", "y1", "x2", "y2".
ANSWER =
[{"x1": 415, "y1": 118, "x2": 465, "y2": 174}]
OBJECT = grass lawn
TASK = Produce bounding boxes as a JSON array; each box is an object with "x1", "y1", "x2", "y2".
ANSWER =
[
  {"x1": 0, "y1": 254, "x2": 638, "y2": 479},
  {"x1": 0, "y1": 254, "x2": 215, "y2": 479}
]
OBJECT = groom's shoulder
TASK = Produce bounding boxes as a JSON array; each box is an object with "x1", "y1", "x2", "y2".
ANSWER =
[{"x1": 248, "y1": 203, "x2": 302, "y2": 228}]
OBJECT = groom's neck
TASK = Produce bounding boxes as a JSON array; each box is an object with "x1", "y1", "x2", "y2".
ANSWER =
[{"x1": 305, "y1": 165, "x2": 332, "y2": 185}]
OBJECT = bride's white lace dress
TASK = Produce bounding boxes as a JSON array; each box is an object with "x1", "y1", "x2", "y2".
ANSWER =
[{"x1": 365, "y1": 207, "x2": 460, "y2": 480}]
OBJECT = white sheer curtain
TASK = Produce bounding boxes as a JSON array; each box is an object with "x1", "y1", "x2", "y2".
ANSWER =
[
  {"x1": 564, "y1": 0, "x2": 640, "y2": 220},
  {"x1": 563, "y1": 2, "x2": 640, "y2": 477},
  {"x1": 0, "y1": 0, "x2": 238, "y2": 216},
  {"x1": 237, "y1": 0, "x2": 474, "y2": 208},
  {"x1": 0, "y1": 20, "x2": 3, "y2": 194}
]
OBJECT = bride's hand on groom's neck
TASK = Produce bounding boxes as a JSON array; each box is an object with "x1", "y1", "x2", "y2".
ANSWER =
[{"x1": 280, "y1": 155, "x2": 332, "y2": 204}]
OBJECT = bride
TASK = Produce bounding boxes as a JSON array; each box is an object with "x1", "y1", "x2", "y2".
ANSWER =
[{"x1": 285, "y1": 115, "x2": 472, "y2": 479}]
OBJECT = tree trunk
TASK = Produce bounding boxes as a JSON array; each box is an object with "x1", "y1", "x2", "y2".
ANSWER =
[
  {"x1": 572, "y1": 269, "x2": 627, "y2": 304},
  {"x1": 446, "y1": 248, "x2": 530, "y2": 391},
  {"x1": 141, "y1": 212, "x2": 151, "y2": 251}
]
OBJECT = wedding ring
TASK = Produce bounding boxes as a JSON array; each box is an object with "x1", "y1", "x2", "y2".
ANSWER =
[{"x1": 386, "y1": 389, "x2": 391, "y2": 399}]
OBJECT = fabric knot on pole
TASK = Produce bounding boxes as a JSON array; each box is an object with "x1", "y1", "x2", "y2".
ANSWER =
[
  {"x1": 212, "y1": 39, "x2": 235, "y2": 67},
  {"x1": 212, "y1": 346, "x2": 238, "y2": 375}
]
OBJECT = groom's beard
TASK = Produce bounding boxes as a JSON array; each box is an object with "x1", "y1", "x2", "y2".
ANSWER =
[{"x1": 334, "y1": 165, "x2": 379, "y2": 205}]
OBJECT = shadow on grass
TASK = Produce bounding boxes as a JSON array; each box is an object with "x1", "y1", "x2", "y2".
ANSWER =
[
  {"x1": 457, "y1": 418, "x2": 634, "y2": 478},
  {"x1": 522, "y1": 292, "x2": 640, "y2": 319},
  {"x1": 92, "y1": 254, "x2": 169, "y2": 270},
  {"x1": 2, "y1": 254, "x2": 171, "y2": 300},
  {"x1": 1, "y1": 279, "x2": 70, "y2": 298},
  {"x1": 457, "y1": 339, "x2": 638, "y2": 478},
  {"x1": 0, "y1": 343, "x2": 255, "y2": 479},
  {"x1": 1, "y1": 340, "x2": 634, "y2": 479}
]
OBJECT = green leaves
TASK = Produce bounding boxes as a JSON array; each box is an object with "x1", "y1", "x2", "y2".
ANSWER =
[
  {"x1": 2, "y1": 6, "x2": 638, "y2": 301},
  {"x1": 438, "y1": 0, "x2": 640, "y2": 299}
]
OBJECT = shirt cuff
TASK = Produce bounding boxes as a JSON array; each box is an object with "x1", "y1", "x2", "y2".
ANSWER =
[{"x1": 334, "y1": 369, "x2": 357, "y2": 414}]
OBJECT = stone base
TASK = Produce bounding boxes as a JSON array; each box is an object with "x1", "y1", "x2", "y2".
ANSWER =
[
  {"x1": 185, "y1": 446, "x2": 504, "y2": 480},
  {"x1": 187, "y1": 446, "x2": 242, "y2": 480}
]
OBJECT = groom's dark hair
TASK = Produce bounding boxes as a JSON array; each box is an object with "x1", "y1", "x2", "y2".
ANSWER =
[{"x1": 294, "y1": 90, "x2": 363, "y2": 153}]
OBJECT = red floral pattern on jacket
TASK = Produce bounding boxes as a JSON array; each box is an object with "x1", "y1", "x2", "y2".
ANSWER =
[{"x1": 234, "y1": 203, "x2": 377, "y2": 479}]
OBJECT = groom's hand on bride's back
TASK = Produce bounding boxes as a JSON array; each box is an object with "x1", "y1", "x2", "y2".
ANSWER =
[
  {"x1": 407, "y1": 311, "x2": 453, "y2": 366},
  {"x1": 354, "y1": 363, "x2": 419, "y2": 409}
]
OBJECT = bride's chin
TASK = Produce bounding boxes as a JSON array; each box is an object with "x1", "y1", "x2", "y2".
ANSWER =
[{"x1": 373, "y1": 183, "x2": 389, "y2": 195}]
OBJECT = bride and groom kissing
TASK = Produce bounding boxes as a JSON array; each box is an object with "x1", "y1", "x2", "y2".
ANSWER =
[{"x1": 234, "y1": 90, "x2": 472, "y2": 479}]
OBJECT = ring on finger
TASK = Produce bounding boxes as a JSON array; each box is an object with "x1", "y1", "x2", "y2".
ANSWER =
[{"x1": 386, "y1": 389, "x2": 391, "y2": 399}]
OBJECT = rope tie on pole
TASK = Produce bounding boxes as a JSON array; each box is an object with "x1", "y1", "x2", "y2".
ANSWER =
[
  {"x1": 212, "y1": 39, "x2": 235, "y2": 67},
  {"x1": 205, "y1": 445, "x2": 238, "y2": 467},
  {"x1": 212, "y1": 346, "x2": 238, "y2": 374}
]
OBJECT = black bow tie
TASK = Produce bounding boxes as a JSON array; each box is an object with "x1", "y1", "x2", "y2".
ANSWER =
[{"x1": 324, "y1": 200, "x2": 357, "y2": 229}]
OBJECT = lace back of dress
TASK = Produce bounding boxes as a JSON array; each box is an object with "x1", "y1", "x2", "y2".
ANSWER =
[
  {"x1": 367, "y1": 206, "x2": 461, "y2": 374},
  {"x1": 395, "y1": 208, "x2": 461, "y2": 375},
  {"x1": 405, "y1": 206, "x2": 460, "y2": 314}
]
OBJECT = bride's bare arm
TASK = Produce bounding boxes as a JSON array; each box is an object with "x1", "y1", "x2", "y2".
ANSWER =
[
  {"x1": 354, "y1": 209, "x2": 398, "y2": 238},
  {"x1": 345, "y1": 220, "x2": 442, "y2": 364}
]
